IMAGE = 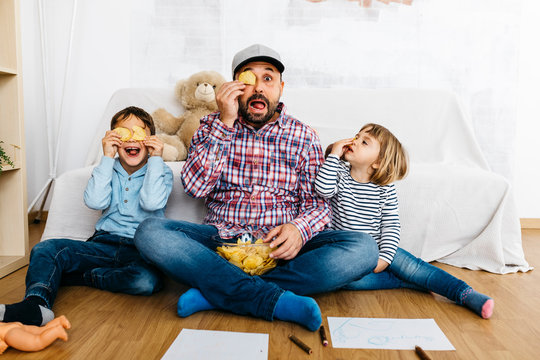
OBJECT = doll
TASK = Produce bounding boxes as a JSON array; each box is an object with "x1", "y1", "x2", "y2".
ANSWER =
[{"x1": 0, "y1": 315, "x2": 70, "y2": 354}]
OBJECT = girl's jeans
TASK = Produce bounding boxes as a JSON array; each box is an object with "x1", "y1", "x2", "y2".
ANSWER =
[
  {"x1": 343, "y1": 247, "x2": 471, "y2": 304},
  {"x1": 134, "y1": 218, "x2": 379, "y2": 321},
  {"x1": 25, "y1": 230, "x2": 163, "y2": 308}
]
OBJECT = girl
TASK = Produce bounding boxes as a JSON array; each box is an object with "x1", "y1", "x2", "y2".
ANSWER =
[{"x1": 315, "y1": 123, "x2": 494, "y2": 319}]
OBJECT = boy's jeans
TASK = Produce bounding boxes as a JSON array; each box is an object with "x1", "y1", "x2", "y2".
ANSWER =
[
  {"x1": 25, "y1": 231, "x2": 162, "y2": 308},
  {"x1": 343, "y1": 247, "x2": 471, "y2": 304},
  {"x1": 133, "y1": 218, "x2": 379, "y2": 321}
]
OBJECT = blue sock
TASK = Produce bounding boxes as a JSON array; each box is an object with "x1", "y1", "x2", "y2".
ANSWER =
[
  {"x1": 177, "y1": 288, "x2": 215, "y2": 317},
  {"x1": 460, "y1": 288, "x2": 494, "y2": 319},
  {"x1": 273, "y1": 291, "x2": 322, "y2": 332}
]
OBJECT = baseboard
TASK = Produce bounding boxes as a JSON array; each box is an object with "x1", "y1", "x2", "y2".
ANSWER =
[{"x1": 520, "y1": 218, "x2": 540, "y2": 229}]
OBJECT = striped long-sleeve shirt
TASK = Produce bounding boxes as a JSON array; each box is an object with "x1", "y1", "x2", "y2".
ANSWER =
[
  {"x1": 181, "y1": 103, "x2": 331, "y2": 243},
  {"x1": 314, "y1": 154, "x2": 401, "y2": 264}
]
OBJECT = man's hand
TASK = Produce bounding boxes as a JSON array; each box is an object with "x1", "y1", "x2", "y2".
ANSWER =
[
  {"x1": 373, "y1": 259, "x2": 389, "y2": 273},
  {"x1": 215, "y1": 80, "x2": 245, "y2": 128},
  {"x1": 264, "y1": 223, "x2": 304, "y2": 260},
  {"x1": 144, "y1": 135, "x2": 164, "y2": 157},
  {"x1": 102, "y1": 130, "x2": 122, "y2": 158}
]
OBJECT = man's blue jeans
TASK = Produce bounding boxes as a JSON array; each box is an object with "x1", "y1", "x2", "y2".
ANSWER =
[
  {"x1": 134, "y1": 218, "x2": 378, "y2": 321},
  {"x1": 25, "y1": 231, "x2": 163, "y2": 308},
  {"x1": 343, "y1": 247, "x2": 471, "y2": 304}
]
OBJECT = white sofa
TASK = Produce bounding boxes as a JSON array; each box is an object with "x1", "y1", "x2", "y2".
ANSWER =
[{"x1": 41, "y1": 87, "x2": 532, "y2": 274}]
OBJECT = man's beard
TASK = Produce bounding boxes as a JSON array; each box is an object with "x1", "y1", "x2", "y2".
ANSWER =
[{"x1": 238, "y1": 94, "x2": 278, "y2": 128}]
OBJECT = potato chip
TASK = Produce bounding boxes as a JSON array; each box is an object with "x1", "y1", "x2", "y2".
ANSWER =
[
  {"x1": 113, "y1": 127, "x2": 132, "y2": 142},
  {"x1": 216, "y1": 236, "x2": 277, "y2": 275},
  {"x1": 131, "y1": 125, "x2": 146, "y2": 141},
  {"x1": 238, "y1": 70, "x2": 256, "y2": 85},
  {"x1": 243, "y1": 254, "x2": 264, "y2": 269}
]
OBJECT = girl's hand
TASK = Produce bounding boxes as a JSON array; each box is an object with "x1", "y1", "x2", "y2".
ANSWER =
[
  {"x1": 102, "y1": 130, "x2": 123, "y2": 158},
  {"x1": 143, "y1": 135, "x2": 164, "y2": 157},
  {"x1": 373, "y1": 259, "x2": 390, "y2": 273},
  {"x1": 215, "y1": 80, "x2": 245, "y2": 128},
  {"x1": 330, "y1": 138, "x2": 354, "y2": 158}
]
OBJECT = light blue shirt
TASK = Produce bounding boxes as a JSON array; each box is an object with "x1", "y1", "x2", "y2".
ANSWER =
[{"x1": 84, "y1": 156, "x2": 174, "y2": 238}]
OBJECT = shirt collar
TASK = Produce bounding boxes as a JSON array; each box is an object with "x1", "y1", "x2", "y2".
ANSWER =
[{"x1": 113, "y1": 158, "x2": 147, "y2": 178}]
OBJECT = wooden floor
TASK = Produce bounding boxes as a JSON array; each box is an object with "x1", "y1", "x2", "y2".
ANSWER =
[{"x1": 1, "y1": 223, "x2": 539, "y2": 359}]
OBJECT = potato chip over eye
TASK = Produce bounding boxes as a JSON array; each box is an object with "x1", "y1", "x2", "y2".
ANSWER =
[
  {"x1": 238, "y1": 70, "x2": 256, "y2": 85},
  {"x1": 131, "y1": 125, "x2": 147, "y2": 141},
  {"x1": 113, "y1": 127, "x2": 132, "y2": 142}
]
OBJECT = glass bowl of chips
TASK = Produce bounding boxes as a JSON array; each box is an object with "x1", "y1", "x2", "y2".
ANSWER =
[{"x1": 215, "y1": 233, "x2": 277, "y2": 275}]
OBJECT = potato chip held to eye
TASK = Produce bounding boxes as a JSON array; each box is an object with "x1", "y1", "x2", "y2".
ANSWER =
[
  {"x1": 238, "y1": 70, "x2": 256, "y2": 85},
  {"x1": 131, "y1": 125, "x2": 147, "y2": 141},
  {"x1": 113, "y1": 127, "x2": 132, "y2": 142}
]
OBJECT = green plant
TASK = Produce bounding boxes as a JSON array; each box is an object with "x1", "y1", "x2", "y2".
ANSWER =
[{"x1": 0, "y1": 141, "x2": 15, "y2": 173}]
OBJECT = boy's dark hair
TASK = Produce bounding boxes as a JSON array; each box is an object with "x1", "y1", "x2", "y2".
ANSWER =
[{"x1": 110, "y1": 106, "x2": 155, "y2": 135}]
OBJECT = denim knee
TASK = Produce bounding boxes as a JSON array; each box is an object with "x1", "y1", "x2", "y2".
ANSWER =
[
  {"x1": 134, "y1": 217, "x2": 164, "y2": 251},
  {"x1": 348, "y1": 232, "x2": 379, "y2": 268},
  {"x1": 30, "y1": 239, "x2": 68, "y2": 259},
  {"x1": 128, "y1": 271, "x2": 162, "y2": 295}
]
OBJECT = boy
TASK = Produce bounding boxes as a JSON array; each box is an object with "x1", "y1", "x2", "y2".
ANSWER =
[{"x1": 0, "y1": 106, "x2": 173, "y2": 326}]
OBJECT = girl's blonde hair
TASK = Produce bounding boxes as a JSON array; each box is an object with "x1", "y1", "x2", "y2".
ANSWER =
[
  {"x1": 324, "y1": 123, "x2": 408, "y2": 186},
  {"x1": 361, "y1": 123, "x2": 408, "y2": 186}
]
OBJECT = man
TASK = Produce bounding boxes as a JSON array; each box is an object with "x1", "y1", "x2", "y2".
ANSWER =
[{"x1": 134, "y1": 44, "x2": 378, "y2": 331}]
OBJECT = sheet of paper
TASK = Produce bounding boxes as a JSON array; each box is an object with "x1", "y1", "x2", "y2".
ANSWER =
[
  {"x1": 161, "y1": 329, "x2": 268, "y2": 360},
  {"x1": 327, "y1": 317, "x2": 455, "y2": 350}
]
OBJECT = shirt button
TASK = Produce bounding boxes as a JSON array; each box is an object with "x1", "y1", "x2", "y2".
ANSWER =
[
  {"x1": 125, "y1": 187, "x2": 129, "y2": 191},
  {"x1": 128, "y1": 177, "x2": 131, "y2": 181},
  {"x1": 253, "y1": 160, "x2": 257, "y2": 165},
  {"x1": 124, "y1": 200, "x2": 128, "y2": 203},
  {"x1": 251, "y1": 196, "x2": 255, "y2": 200}
]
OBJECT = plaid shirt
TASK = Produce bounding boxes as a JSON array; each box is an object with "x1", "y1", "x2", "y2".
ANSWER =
[{"x1": 181, "y1": 103, "x2": 330, "y2": 243}]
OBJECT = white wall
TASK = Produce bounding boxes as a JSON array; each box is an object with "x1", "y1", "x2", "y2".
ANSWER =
[
  {"x1": 20, "y1": 0, "x2": 540, "y2": 218},
  {"x1": 515, "y1": 0, "x2": 540, "y2": 218},
  {"x1": 21, "y1": 0, "x2": 131, "y2": 210}
]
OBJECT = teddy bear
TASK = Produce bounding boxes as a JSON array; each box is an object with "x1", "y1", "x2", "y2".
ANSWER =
[{"x1": 153, "y1": 70, "x2": 226, "y2": 161}]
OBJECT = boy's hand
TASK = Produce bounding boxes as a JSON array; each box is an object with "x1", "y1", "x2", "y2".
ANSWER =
[
  {"x1": 264, "y1": 223, "x2": 303, "y2": 260},
  {"x1": 102, "y1": 130, "x2": 123, "y2": 158},
  {"x1": 330, "y1": 138, "x2": 354, "y2": 158},
  {"x1": 216, "y1": 80, "x2": 245, "y2": 128},
  {"x1": 144, "y1": 135, "x2": 164, "y2": 157},
  {"x1": 373, "y1": 259, "x2": 389, "y2": 273}
]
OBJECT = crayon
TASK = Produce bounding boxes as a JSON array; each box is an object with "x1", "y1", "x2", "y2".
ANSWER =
[
  {"x1": 415, "y1": 345, "x2": 431, "y2": 360},
  {"x1": 289, "y1": 334, "x2": 312, "y2": 355},
  {"x1": 319, "y1": 326, "x2": 329, "y2": 347}
]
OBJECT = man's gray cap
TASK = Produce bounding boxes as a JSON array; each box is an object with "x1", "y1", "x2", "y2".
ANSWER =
[{"x1": 231, "y1": 44, "x2": 285, "y2": 77}]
